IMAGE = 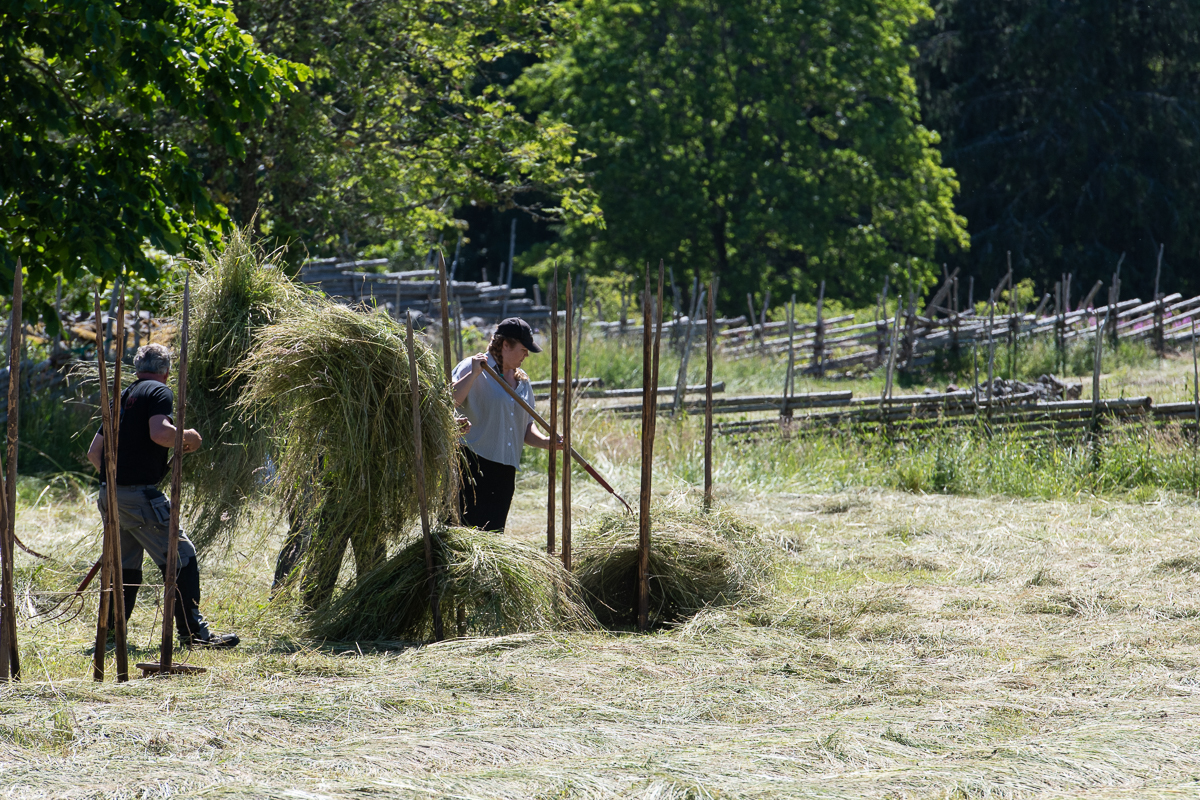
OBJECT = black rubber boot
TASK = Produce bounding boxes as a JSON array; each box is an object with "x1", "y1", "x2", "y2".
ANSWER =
[{"x1": 165, "y1": 559, "x2": 239, "y2": 650}]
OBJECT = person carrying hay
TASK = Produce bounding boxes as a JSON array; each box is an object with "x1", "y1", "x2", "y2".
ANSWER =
[
  {"x1": 85, "y1": 344, "x2": 240, "y2": 649},
  {"x1": 452, "y1": 317, "x2": 560, "y2": 532}
]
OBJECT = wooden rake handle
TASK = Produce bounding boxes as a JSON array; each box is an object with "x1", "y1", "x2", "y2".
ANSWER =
[{"x1": 477, "y1": 361, "x2": 633, "y2": 514}]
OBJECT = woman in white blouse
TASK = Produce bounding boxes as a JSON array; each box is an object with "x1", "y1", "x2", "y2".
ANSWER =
[{"x1": 452, "y1": 317, "x2": 559, "y2": 531}]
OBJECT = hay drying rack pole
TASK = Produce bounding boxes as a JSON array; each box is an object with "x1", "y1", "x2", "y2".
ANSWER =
[
  {"x1": 436, "y1": 249, "x2": 460, "y2": 527},
  {"x1": 638, "y1": 261, "x2": 665, "y2": 632},
  {"x1": 407, "y1": 311, "x2": 443, "y2": 642},
  {"x1": 477, "y1": 360, "x2": 632, "y2": 514},
  {"x1": 562, "y1": 273, "x2": 573, "y2": 570},
  {"x1": 92, "y1": 284, "x2": 129, "y2": 682},
  {"x1": 547, "y1": 267, "x2": 559, "y2": 555},
  {"x1": 704, "y1": 277, "x2": 716, "y2": 512},
  {"x1": 0, "y1": 259, "x2": 22, "y2": 682},
  {"x1": 143, "y1": 273, "x2": 206, "y2": 678}
]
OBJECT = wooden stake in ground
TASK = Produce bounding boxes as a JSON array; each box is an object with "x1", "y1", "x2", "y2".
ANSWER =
[
  {"x1": 92, "y1": 288, "x2": 129, "y2": 683},
  {"x1": 562, "y1": 274, "x2": 573, "y2": 571},
  {"x1": 782, "y1": 294, "x2": 796, "y2": 420},
  {"x1": 547, "y1": 268, "x2": 559, "y2": 555},
  {"x1": 882, "y1": 306, "x2": 902, "y2": 405},
  {"x1": 407, "y1": 312, "x2": 443, "y2": 642},
  {"x1": 158, "y1": 275, "x2": 190, "y2": 673},
  {"x1": 812, "y1": 281, "x2": 825, "y2": 376},
  {"x1": 436, "y1": 250, "x2": 460, "y2": 525},
  {"x1": 1192, "y1": 319, "x2": 1198, "y2": 496},
  {"x1": 1092, "y1": 310, "x2": 1105, "y2": 435},
  {"x1": 986, "y1": 291, "x2": 996, "y2": 418},
  {"x1": 638, "y1": 261, "x2": 665, "y2": 632},
  {"x1": 0, "y1": 259, "x2": 22, "y2": 682},
  {"x1": 704, "y1": 278, "x2": 716, "y2": 512}
]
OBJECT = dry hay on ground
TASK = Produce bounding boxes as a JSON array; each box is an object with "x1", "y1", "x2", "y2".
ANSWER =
[
  {"x1": 237, "y1": 301, "x2": 458, "y2": 606},
  {"x1": 308, "y1": 526, "x2": 596, "y2": 641},
  {"x1": 573, "y1": 508, "x2": 770, "y2": 627},
  {"x1": 180, "y1": 227, "x2": 309, "y2": 549}
]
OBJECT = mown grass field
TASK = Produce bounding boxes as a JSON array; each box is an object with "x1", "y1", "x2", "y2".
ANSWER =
[{"x1": 4, "y1": 335, "x2": 1200, "y2": 798}]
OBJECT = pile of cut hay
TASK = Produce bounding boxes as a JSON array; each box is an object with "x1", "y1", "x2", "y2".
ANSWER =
[
  {"x1": 237, "y1": 302, "x2": 458, "y2": 607},
  {"x1": 179, "y1": 228, "x2": 308, "y2": 548},
  {"x1": 573, "y1": 508, "x2": 770, "y2": 628},
  {"x1": 309, "y1": 527, "x2": 597, "y2": 641}
]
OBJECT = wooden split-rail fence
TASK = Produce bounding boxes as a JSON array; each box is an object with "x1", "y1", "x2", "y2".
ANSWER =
[
  {"x1": 594, "y1": 286, "x2": 1200, "y2": 377},
  {"x1": 299, "y1": 258, "x2": 549, "y2": 322}
]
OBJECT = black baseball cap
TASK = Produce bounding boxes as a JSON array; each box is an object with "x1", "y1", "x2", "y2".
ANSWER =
[{"x1": 495, "y1": 317, "x2": 542, "y2": 353}]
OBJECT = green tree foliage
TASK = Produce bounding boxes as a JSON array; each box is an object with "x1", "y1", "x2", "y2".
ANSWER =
[
  {"x1": 917, "y1": 0, "x2": 1200, "y2": 298},
  {"x1": 184, "y1": 0, "x2": 601, "y2": 262},
  {"x1": 0, "y1": 0, "x2": 308, "y2": 312},
  {"x1": 519, "y1": 0, "x2": 967, "y2": 307}
]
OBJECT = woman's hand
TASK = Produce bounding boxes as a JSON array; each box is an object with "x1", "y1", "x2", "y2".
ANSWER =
[
  {"x1": 469, "y1": 353, "x2": 488, "y2": 376},
  {"x1": 456, "y1": 416, "x2": 471, "y2": 434}
]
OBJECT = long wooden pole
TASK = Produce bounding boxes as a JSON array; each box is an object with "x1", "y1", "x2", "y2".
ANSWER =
[
  {"x1": 547, "y1": 268, "x2": 559, "y2": 554},
  {"x1": 638, "y1": 261, "x2": 665, "y2": 632},
  {"x1": 159, "y1": 274, "x2": 189, "y2": 672},
  {"x1": 704, "y1": 277, "x2": 716, "y2": 512},
  {"x1": 561, "y1": 275, "x2": 573, "y2": 571},
  {"x1": 407, "y1": 312, "x2": 442, "y2": 641},
  {"x1": 91, "y1": 291, "x2": 113, "y2": 681},
  {"x1": 108, "y1": 292, "x2": 128, "y2": 681},
  {"x1": 1192, "y1": 319, "x2": 1198, "y2": 497},
  {"x1": 478, "y1": 361, "x2": 629, "y2": 513},
  {"x1": 437, "y1": 250, "x2": 460, "y2": 525},
  {"x1": 638, "y1": 267, "x2": 653, "y2": 630},
  {"x1": 0, "y1": 259, "x2": 21, "y2": 681}
]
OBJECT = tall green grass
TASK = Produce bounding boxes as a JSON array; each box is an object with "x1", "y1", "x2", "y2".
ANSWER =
[{"x1": 524, "y1": 409, "x2": 1200, "y2": 503}]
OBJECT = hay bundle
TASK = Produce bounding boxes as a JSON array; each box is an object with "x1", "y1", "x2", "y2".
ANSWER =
[
  {"x1": 180, "y1": 228, "x2": 307, "y2": 548},
  {"x1": 236, "y1": 302, "x2": 458, "y2": 606},
  {"x1": 574, "y1": 509, "x2": 770, "y2": 627},
  {"x1": 309, "y1": 527, "x2": 597, "y2": 641}
]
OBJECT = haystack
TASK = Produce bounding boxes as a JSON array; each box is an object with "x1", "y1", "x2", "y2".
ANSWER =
[
  {"x1": 573, "y1": 509, "x2": 770, "y2": 627},
  {"x1": 309, "y1": 527, "x2": 597, "y2": 641},
  {"x1": 236, "y1": 302, "x2": 458, "y2": 607},
  {"x1": 179, "y1": 228, "x2": 307, "y2": 548}
]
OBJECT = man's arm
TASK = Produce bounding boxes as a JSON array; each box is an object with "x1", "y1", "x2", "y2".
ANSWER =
[{"x1": 149, "y1": 415, "x2": 203, "y2": 453}]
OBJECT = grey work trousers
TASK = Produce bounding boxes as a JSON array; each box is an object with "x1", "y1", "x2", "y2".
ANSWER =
[
  {"x1": 97, "y1": 484, "x2": 197, "y2": 571},
  {"x1": 97, "y1": 484, "x2": 207, "y2": 641}
]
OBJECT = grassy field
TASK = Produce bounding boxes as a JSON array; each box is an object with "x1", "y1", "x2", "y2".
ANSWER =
[{"x1": 4, "y1": 335, "x2": 1200, "y2": 798}]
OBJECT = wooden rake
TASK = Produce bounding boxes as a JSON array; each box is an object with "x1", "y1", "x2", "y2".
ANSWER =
[{"x1": 477, "y1": 361, "x2": 632, "y2": 514}]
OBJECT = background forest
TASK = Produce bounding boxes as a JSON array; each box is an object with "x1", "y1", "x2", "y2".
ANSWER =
[{"x1": 4, "y1": 0, "x2": 1200, "y2": 316}]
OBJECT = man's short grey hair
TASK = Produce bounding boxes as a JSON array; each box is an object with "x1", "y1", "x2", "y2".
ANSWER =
[{"x1": 133, "y1": 344, "x2": 172, "y2": 375}]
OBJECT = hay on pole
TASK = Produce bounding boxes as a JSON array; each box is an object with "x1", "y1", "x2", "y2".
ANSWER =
[
  {"x1": 236, "y1": 300, "x2": 457, "y2": 609},
  {"x1": 159, "y1": 274, "x2": 190, "y2": 674},
  {"x1": 0, "y1": 259, "x2": 21, "y2": 682},
  {"x1": 309, "y1": 527, "x2": 596, "y2": 642},
  {"x1": 576, "y1": 509, "x2": 768, "y2": 628},
  {"x1": 562, "y1": 273, "x2": 573, "y2": 571},
  {"x1": 406, "y1": 311, "x2": 442, "y2": 642},
  {"x1": 182, "y1": 228, "x2": 306, "y2": 549}
]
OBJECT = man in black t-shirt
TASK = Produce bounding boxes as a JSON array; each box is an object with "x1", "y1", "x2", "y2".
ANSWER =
[{"x1": 86, "y1": 343, "x2": 239, "y2": 649}]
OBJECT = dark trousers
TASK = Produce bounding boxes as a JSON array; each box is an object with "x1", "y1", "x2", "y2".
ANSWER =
[{"x1": 460, "y1": 448, "x2": 517, "y2": 532}]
